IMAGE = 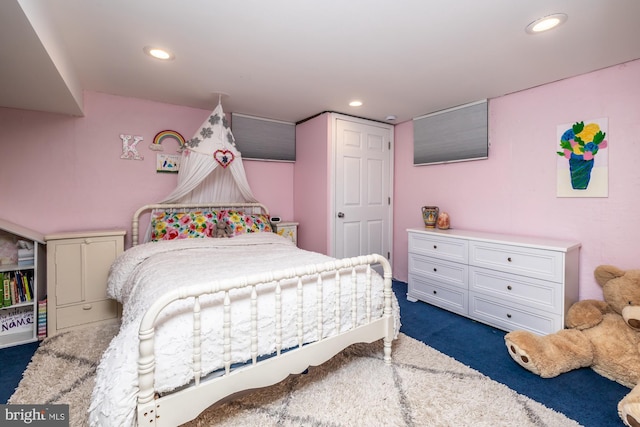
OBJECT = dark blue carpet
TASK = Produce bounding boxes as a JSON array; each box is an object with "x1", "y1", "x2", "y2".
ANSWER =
[
  {"x1": 393, "y1": 280, "x2": 628, "y2": 427},
  {"x1": 0, "y1": 340, "x2": 39, "y2": 403}
]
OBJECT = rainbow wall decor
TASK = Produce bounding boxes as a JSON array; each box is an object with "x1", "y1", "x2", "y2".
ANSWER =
[{"x1": 150, "y1": 130, "x2": 186, "y2": 152}]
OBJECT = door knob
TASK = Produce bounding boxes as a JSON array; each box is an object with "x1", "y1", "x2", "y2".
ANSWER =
[{"x1": 337, "y1": 212, "x2": 345, "y2": 218}]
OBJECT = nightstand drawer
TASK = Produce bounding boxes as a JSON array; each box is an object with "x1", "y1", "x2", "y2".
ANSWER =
[
  {"x1": 409, "y1": 253, "x2": 467, "y2": 289},
  {"x1": 56, "y1": 299, "x2": 119, "y2": 330},
  {"x1": 408, "y1": 232, "x2": 468, "y2": 263},
  {"x1": 469, "y1": 267, "x2": 561, "y2": 314},
  {"x1": 469, "y1": 241, "x2": 563, "y2": 282}
]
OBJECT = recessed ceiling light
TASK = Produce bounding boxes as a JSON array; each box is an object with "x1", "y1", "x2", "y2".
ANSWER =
[
  {"x1": 349, "y1": 100, "x2": 363, "y2": 107},
  {"x1": 143, "y1": 46, "x2": 175, "y2": 60},
  {"x1": 525, "y1": 13, "x2": 567, "y2": 34}
]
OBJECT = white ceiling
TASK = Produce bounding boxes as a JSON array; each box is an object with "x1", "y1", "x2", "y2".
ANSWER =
[{"x1": 2, "y1": 0, "x2": 640, "y2": 124}]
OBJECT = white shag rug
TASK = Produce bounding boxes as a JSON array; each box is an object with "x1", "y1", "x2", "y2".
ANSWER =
[{"x1": 9, "y1": 323, "x2": 581, "y2": 427}]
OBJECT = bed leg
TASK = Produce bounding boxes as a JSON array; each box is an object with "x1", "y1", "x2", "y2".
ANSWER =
[
  {"x1": 383, "y1": 336, "x2": 392, "y2": 365},
  {"x1": 378, "y1": 255, "x2": 394, "y2": 366}
]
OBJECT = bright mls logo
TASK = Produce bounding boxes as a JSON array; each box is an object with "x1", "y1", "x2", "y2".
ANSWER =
[{"x1": 0, "y1": 405, "x2": 69, "y2": 426}]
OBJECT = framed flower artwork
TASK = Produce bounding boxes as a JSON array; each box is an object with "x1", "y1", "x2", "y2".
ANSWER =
[{"x1": 556, "y1": 118, "x2": 608, "y2": 197}]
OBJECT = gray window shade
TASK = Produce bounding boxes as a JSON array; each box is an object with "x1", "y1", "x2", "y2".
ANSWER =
[
  {"x1": 231, "y1": 113, "x2": 295, "y2": 161},
  {"x1": 413, "y1": 100, "x2": 488, "y2": 165}
]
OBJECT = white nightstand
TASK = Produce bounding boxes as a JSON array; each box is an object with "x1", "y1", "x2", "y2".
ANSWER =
[
  {"x1": 45, "y1": 230, "x2": 125, "y2": 336},
  {"x1": 276, "y1": 222, "x2": 298, "y2": 246}
]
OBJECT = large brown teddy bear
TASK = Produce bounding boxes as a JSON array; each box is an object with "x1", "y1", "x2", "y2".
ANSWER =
[{"x1": 504, "y1": 265, "x2": 640, "y2": 427}]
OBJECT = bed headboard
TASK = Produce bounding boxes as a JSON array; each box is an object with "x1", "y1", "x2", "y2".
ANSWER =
[{"x1": 132, "y1": 202, "x2": 270, "y2": 246}]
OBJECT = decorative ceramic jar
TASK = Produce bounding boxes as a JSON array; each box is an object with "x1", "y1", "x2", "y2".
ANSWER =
[
  {"x1": 437, "y1": 212, "x2": 450, "y2": 230},
  {"x1": 422, "y1": 206, "x2": 439, "y2": 228}
]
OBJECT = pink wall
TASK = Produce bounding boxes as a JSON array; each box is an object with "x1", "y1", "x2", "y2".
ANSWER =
[
  {"x1": 0, "y1": 91, "x2": 294, "y2": 247},
  {"x1": 392, "y1": 59, "x2": 640, "y2": 300},
  {"x1": 293, "y1": 113, "x2": 331, "y2": 253}
]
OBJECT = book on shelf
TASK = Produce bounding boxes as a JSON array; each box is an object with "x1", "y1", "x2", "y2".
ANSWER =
[
  {"x1": 10, "y1": 275, "x2": 17, "y2": 304},
  {"x1": 21, "y1": 272, "x2": 32, "y2": 300},
  {"x1": 2, "y1": 273, "x2": 10, "y2": 306},
  {"x1": 1, "y1": 270, "x2": 34, "y2": 306},
  {"x1": 14, "y1": 272, "x2": 22, "y2": 302},
  {"x1": 37, "y1": 298, "x2": 47, "y2": 340}
]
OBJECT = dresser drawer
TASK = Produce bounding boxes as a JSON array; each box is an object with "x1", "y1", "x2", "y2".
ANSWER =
[
  {"x1": 468, "y1": 241, "x2": 564, "y2": 282},
  {"x1": 469, "y1": 292, "x2": 561, "y2": 335},
  {"x1": 56, "y1": 299, "x2": 119, "y2": 330},
  {"x1": 469, "y1": 267, "x2": 561, "y2": 314},
  {"x1": 408, "y1": 232, "x2": 468, "y2": 264},
  {"x1": 408, "y1": 253, "x2": 467, "y2": 289},
  {"x1": 408, "y1": 274, "x2": 468, "y2": 316}
]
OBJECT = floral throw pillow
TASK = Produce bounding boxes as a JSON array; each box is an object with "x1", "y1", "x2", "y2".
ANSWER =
[
  {"x1": 218, "y1": 210, "x2": 273, "y2": 236},
  {"x1": 151, "y1": 211, "x2": 218, "y2": 241}
]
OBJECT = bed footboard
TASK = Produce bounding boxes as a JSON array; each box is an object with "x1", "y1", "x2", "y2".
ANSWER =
[{"x1": 136, "y1": 254, "x2": 394, "y2": 427}]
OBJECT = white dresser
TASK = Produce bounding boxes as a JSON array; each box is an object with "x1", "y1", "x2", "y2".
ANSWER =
[{"x1": 407, "y1": 228, "x2": 580, "y2": 335}]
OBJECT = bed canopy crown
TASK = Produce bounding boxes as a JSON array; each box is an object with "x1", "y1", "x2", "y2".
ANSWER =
[{"x1": 159, "y1": 102, "x2": 257, "y2": 204}]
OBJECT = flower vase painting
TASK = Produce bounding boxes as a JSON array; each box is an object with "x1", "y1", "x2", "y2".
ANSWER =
[{"x1": 556, "y1": 118, "x2": 608, "y2": 197}]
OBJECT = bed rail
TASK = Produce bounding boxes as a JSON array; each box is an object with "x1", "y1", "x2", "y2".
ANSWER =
[
  {"x1": 136, "y1": 253, "x2": 394, "y2": 426},
  {"x1": 131, "y1": 202, "x2": 270, "y2": 246}
]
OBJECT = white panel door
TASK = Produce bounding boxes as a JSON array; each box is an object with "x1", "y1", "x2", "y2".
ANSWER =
[{"x1": 334, "y1": 118, "x2": 392, "y2": 261}]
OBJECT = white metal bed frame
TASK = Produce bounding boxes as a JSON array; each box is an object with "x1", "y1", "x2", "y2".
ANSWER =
[{"x1": 129, "y1": 203, "x2": 395, "y2": 426}]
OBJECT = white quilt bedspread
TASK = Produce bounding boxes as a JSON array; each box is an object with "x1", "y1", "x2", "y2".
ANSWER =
[{"x1": 89, "y1": 233, "x2": 399, "y2": 427}]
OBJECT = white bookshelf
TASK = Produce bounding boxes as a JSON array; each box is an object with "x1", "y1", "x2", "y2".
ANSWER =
[{"x1": 0, "y1": 218, "x2": 46, "y2": 348}]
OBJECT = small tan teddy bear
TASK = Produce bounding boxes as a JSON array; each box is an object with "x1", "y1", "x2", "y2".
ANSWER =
[
  {"x1": 214, "y1": 222, "x2": 233, "y2": 238},
  {"x1": 505, "y1": 265, "x2": 640, "y2": 427}
]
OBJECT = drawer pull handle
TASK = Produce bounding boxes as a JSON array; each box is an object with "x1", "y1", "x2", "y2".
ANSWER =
[
  {"x1": 433, "y1": 290, "x2": 437, "y2": 295},
  {"x1": 507, "y1": 285, "x2": 512, "y2": 291},
  {"x1": 433, "y1": 268, "x2": 437, "y2": 272},
  {"x1": 507, "y1": 257, "x2": 512, "y2": 262},
  {"x1": 506, "y1": 313, "x2": 512, "y2": 318},
  {"x1": 82, "y1": 304, "x2": 93, "y2": 310},
  {"x1": 433, "y1": 245, "x2": 437, "y2": 249}
]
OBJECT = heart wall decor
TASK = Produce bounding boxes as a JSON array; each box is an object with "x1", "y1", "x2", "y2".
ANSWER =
[{"x1": 213, "y1": 150, "x2": 235, "y2": 168}]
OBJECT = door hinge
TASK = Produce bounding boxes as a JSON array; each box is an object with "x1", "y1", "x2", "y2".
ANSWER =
[
  {"x1": 388, "y1": 197, "x2": 391, "y2": 205},
  {"x1": 387, "y1": 251, "x2": 390, "y2": 259},
  {"x1": 388, "y1": 141, "x2": 391, "y2": 150}
]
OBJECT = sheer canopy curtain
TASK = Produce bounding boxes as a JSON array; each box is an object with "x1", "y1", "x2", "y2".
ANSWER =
[
  {"x1": 159, "y1": 146, "x2": 256, "y2": 203},
  {"x1": 143, "y1": 102, "x2": 259, "y2": 242}
]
